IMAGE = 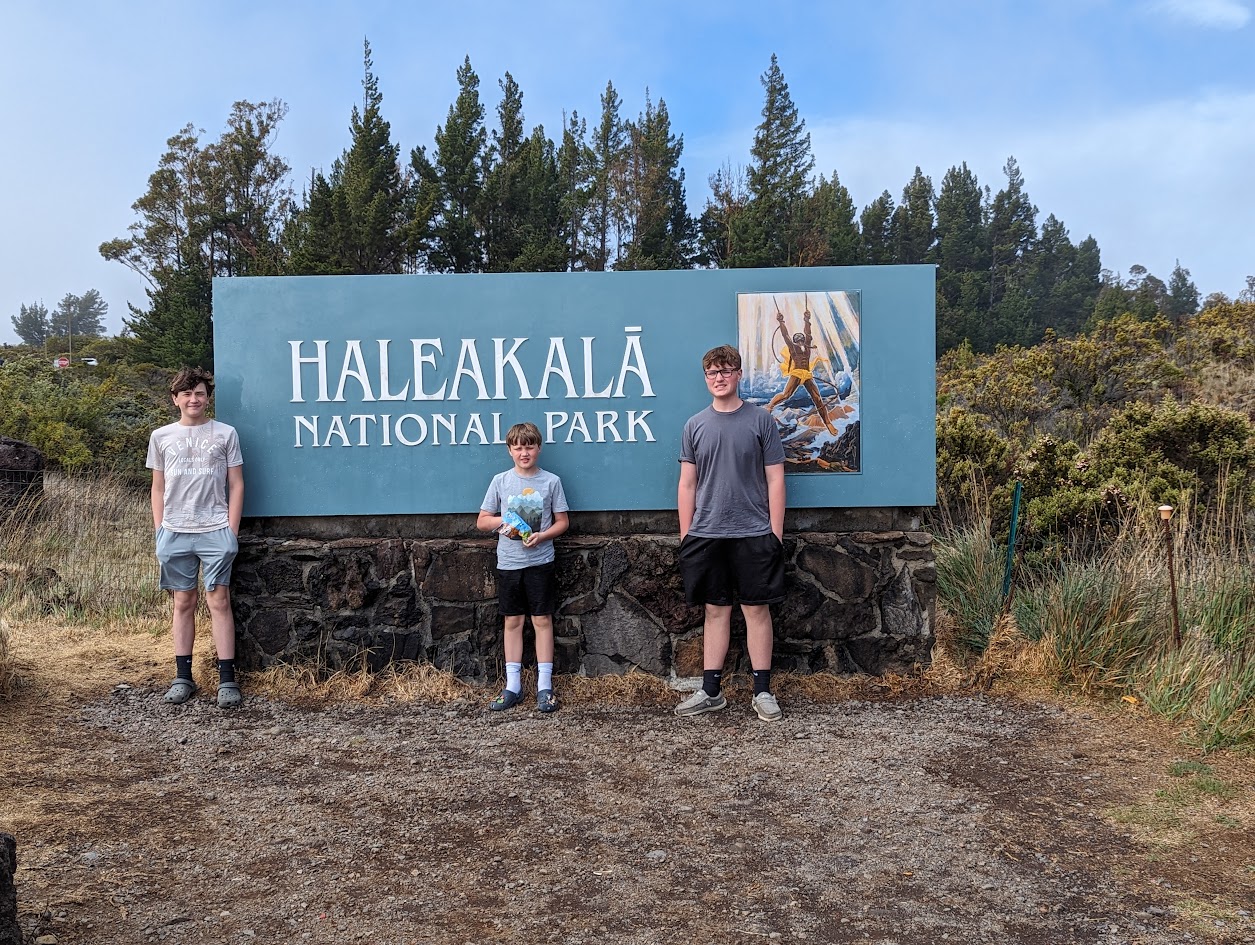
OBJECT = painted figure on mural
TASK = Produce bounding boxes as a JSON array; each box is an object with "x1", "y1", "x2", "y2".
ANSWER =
[{"x1": 767, "y1": 306, "x2": 839, "y2": 435}]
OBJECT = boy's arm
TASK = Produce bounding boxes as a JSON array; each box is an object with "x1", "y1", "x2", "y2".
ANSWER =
[
  {"x1": 677, "y1": 461, "x2": 697, "y2": 538},
  {"x1": 227, "y1": 465, "x2": 244, "y2": 535},
  {"x1": 476, "y1": 509, "x2": 503, "y2": 532},
  {"x1": 151, "y1": 470, "x2": 165, "y2": 530},
  {"x1": 527, "y1": 510, "x2": 568, "y2": 546},
  {"x1": 765, "y1": 463, "x2": 785, "y2": 541}
]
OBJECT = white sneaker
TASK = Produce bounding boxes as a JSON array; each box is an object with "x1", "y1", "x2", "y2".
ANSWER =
[
  {"x1": 752, "y1": 691, "x2": 782, "y2": 721},
  {"x1": 675, "y1": 689, "x2": 728, "y2": 717}
]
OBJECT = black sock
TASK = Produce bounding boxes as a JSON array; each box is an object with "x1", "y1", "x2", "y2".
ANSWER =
[
  {"x1": 218, "y1": 659, "x2": 236, "y2": 685},
  {"x1": 752, "y1": 669, "x2": 772, "y2": 695},
  {"x1": 703, "y1": 669, "x2": 723, "y2": 697},
  {"x1": 175, "y1": 655, "x2": 193, "y2": 681}
]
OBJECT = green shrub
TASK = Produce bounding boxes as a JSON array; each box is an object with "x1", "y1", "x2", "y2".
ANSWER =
[
  {"x1": 934, "y1": 408, "x2": 1015, "y2": 527},
  {"x1": 1084, "y1": 398, "x2": 1255, "y2": 517},
  {"x1": 0, "y1": 354, "x2": 171, "y2": 476}
]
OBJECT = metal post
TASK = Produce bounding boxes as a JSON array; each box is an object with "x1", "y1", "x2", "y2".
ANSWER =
[{"x1": 1159, "y1": 505, "x2": 1182, "y2": 648}]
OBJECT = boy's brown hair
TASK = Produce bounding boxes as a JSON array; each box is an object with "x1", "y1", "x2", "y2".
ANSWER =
[
  {"x1": 505, "y1": 421, "x2": 542, "y2": 447},
  {"x1": 701, "y1": 345, "x2": 742, "y2": 372},
  {"x1": 169, "y1": 366, "x2": 215, "y2": 397}
]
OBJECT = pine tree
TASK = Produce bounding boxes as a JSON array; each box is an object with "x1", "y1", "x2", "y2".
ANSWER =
[
  {"x1": 482, "y1": 72, "x2": 528, "y2": 272},
  {"x1": 988, "y1": 156, "x2": 1037, "y2": 308},
  {"x1": 411, "y1": 56, "x2": 488, "y2": 273},
  {"x1": 49, "y1": 290, "x2": 108, "y2": 339},
  {"x1": 509, "y1": 125, "x2": 568, "y2": 272},
  {"x1": 11, "y1": 302, "x2": 51, "y2": 347},
  {"x1": 799, "y1": 172, "x2": 860, "y2": 266},
  {"x1": 934, "y1": 163, "x2": 988, "y2": 298},
  {"x1": 557, "y1": 110, "x2": 593, "y2": 271},
  {"x1": 859, "y1": 191, "x2": 895, "y2": 265},
  {"x1": 285, "y1": 169, "x2": 346, "y2": 275},
  {"x1": 101, "y1": 101, "x2": 292, "y2": 368},
  {"x1": 727, "y1": 54, "x2": 815, "y2": 268},
  {"x1": 1024, "y1": 215, "x2": 1101, "y2": 339},
  {"x1": 1165, "y1": 260, "x2": 1200, "y2": 325},
  {"x1": 619, "y1": 93, "x2": 693, "y2": 270},
  {"x1": 933, "y1": 162, "x2": 991, "y2": 350},
  {"x1": 587, "y1": 82, "x2": 628, "y2": 271},
  {"x1": 894, "y1": 167, "x2": 935, "y2": 264},
  {"x1": 287, "y1": 42, "x2": 404, "y2": 275}
]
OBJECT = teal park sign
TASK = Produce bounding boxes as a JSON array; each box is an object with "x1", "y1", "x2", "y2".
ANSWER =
[{"x1": 212, "y1": 266, "x2": 936, "y2": 516}]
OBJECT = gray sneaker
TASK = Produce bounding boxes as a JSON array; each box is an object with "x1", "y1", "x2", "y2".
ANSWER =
[
  {"x1": 675, "y1": 688, "x2": 727, "y2": 717},
  {"x1": 752, "y1": 691, "x2": 783, "y2": 721}
]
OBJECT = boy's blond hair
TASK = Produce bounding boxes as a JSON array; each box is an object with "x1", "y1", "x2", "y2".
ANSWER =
[{"x1": 505, "y1": 422, "x2": 542, "y2": 446}]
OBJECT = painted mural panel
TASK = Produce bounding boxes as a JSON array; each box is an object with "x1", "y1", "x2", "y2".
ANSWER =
[{"x1": 738, "y1": 290, "x2": 861, "y2": 474}]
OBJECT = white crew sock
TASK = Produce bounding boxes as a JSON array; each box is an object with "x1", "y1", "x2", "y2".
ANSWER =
[
  {"x1": 506, "y1": 662, "x2": 522, "y2": 694},
  {"x1": 537, "y1": 662, "x2": 554, "y2": 692}
]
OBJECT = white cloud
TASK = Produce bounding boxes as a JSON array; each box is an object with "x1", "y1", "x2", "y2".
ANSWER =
[
  {"x1": 806, "y1": 89, "x2": 1255, "y2": 296},
  {"x1": 1147, "y1": 0, "x2": 1251, "y2": 29}
]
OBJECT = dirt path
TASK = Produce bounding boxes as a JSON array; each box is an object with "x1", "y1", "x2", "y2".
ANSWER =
[{"x1": 3, "y1": 671, "x2": 1253, "y2": 945}]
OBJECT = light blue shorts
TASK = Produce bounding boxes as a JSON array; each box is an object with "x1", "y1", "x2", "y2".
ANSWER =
[{"x1": 156, "y1": 526, "x2": 238, "y2": 592}]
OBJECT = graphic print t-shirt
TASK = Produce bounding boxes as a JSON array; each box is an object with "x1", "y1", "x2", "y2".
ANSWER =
[
  {"x1": 480, "y1": 468, "x2": 569, "y2": 570},
  {"x1": 146, "y1": 419, "x2": 244, "y2": 533}
]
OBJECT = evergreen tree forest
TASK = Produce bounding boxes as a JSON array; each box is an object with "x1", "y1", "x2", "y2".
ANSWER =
[
  {"x1": 7, "y1": 47, "x2": 1239, "y2": 377},
  {"x1": 79, "y1": 46, "x2": 1212, "y2": 370}
]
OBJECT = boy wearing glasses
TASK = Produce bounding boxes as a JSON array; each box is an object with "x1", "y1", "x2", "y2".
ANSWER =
[{"x1": 675, "y1": 345, "x2": 786, "y2": 721}]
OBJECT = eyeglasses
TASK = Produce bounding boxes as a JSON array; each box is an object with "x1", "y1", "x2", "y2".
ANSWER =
[{"x1": 704, "y1": 368, "x2": 738, "y2": 378}]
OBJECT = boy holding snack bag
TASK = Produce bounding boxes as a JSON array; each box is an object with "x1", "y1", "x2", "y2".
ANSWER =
[{"x1": 477, "y1": 422, "x2": 570, "y2": 712}]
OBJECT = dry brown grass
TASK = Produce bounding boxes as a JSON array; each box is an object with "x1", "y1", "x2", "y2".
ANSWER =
[
  {"x1": 0, "y1": 616, "x2": 16, "y2": 699},
  {"x1": 246, "y1": 658, "x2": 478, "y2": 707},
  {"x1": 0, "y1": 473, "x2": 164, "y2": 623},
  {"x1": 0, "y1": 612, "x2": 169, "y2": 707},
  {"x1": 971, "y1": 611, "x2": 1055, "y2": 692}
]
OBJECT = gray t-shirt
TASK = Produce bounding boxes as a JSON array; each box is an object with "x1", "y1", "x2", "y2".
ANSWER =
[
  {"x1": 679, "y1": 402, "x2": 785, "y2": 538},
  {"x1": 146, "y1": 419, "x2": 244, "y2": 533},
  {"x1": 481, "y1": 468, "x2": 569, "y2": 570}
]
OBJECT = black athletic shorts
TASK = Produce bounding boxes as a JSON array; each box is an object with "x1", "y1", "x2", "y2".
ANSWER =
[
  {"x1": 678, "y1": 533, "x2": 785, "y2": 607},
  {"x1": 496, "y1": 562, "x2": 557, "y2": 616}
]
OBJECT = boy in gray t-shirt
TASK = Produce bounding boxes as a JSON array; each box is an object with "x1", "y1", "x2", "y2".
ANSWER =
[
  {"x1": 477, "y1": 422, "x2": 570, "y2": 713},
  {"x1": 145, "y1": 367, "x2": 245, "y2": 709},
  {"x1": 676, "y1": 344, "x2": 786, "y2": 722}
]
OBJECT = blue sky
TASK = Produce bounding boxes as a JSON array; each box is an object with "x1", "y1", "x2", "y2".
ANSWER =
[{"x1": 2, "y1": 0, "x2": 1252, "y2": 344}]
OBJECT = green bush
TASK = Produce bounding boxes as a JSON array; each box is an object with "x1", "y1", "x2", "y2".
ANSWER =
[
  {"x1": 0, "y1": 354, "x2": 170, "y2": 476},
  {"x1": 1084, "y1": 398, "x2": 1255, "y2": 516},
  {"x1": 934, "y1": 408, "x2": 1015, "y2": 527}
]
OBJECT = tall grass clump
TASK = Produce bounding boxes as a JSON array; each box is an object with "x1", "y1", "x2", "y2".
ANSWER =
[
  {"x1": 934, "y1": 518, "x2": 1006, "y2": 653},
  {"x1": 1012, "y1": 556, "x2": 1166, "y2": 694},
  {"x1": 0, "y1": 472, "x2": 164, "y2": 623},
  {"x1": 1142, "y1": 553, "x2": 1255, "y2": 752}
]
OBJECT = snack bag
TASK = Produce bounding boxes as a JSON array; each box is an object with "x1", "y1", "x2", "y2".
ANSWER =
[{"x1": 499, "y1": 510, "x2": 534, "y2": 542}]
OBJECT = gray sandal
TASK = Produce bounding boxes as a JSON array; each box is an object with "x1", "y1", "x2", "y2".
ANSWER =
[
  {"x1": 217, "y1": 681, "x2": 243, "y2": 709},
  {"x1": 163, "y1": 678, "x2": 198, "y2": 705}
]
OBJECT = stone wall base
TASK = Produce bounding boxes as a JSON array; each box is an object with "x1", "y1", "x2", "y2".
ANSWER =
[{"x1": 233, "y1": 509, "x2": 935, "y2": 681}]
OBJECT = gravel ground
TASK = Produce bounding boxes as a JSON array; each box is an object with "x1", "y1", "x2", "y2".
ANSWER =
[{"x1": 4, "y1": 684, "x2": 1254, "y2": 945}]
